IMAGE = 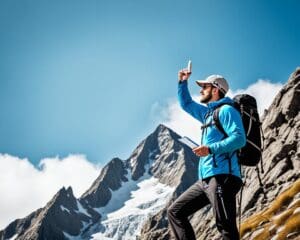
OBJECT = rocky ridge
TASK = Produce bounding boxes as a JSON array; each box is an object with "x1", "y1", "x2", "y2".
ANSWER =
[{"x1": 0, "y1": 124, "x2": 198, "y2": 239}]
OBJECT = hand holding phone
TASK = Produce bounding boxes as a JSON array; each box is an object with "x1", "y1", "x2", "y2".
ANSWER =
[{"x1": 178, "y1": 60, "x2": 192, "y2": 81}]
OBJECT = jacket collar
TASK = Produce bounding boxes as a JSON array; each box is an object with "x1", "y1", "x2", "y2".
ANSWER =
[{"x1": 207, "y1": 97, "x2": 234, "y2": 111}]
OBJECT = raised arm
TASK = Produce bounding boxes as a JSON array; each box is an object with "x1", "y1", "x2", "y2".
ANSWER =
[{"x1": 178, "y1": 69, "x2": 208, "y2": 123}]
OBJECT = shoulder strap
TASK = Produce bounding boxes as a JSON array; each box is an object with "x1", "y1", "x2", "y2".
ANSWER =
[
  {"x1": 213, "y1": 105, "x2": 228, "y2": 138},
  {"x1": 213, "y1": 104, "x2": 234, "y2": 173}
]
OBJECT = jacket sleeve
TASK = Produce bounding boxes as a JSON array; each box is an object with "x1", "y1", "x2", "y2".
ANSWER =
[
  {"x1": 208, "y1": 105, "x2": 246, "y2": 154},
  {"x1": 178, "y1": 81, "x2": 207, "y2": 123}
]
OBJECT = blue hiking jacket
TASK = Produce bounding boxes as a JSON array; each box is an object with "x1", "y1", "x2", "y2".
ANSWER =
[{"x1": 178, "y1": 81, "x2": 246, "y2": 180}]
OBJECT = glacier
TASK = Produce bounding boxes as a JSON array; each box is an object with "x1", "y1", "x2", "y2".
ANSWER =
[{"x1": 90, "y1": 164, "x2": 175, "y2": 240}]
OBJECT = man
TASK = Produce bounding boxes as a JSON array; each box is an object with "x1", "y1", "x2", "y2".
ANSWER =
[{"x1": 167, "y1": 68, "x2": 246, "y2": 240}]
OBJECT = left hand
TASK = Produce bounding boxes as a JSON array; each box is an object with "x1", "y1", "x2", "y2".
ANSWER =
[
  {"x1": 178, "y1": 69, "x2": 191, "y2": 81},
  {"x1": 192, "y1": 145, "x2": 210, "y2": 157}
]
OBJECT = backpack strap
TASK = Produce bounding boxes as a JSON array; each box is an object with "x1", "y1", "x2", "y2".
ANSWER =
[
  {"x1": 213, "y1": 104, "x2": 234, "y2": 174},
  {"x1": 213, "y1": 106, "x2": 227, "y2": 138},
  {"x1": 201, "y1": 111, "x2": 218, "y2": 168}
]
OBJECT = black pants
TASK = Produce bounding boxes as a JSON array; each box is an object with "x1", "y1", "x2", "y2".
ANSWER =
[{"x1": 167, "y1": 174, "x2": 242, "y2": 240}]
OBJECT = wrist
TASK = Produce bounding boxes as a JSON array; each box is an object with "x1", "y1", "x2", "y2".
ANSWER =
[
  {"x1": 208, "y1": 147, "x2": 212, "y2": 154},
  {"x1": 179, "y1": 79, "x2": 187, "y2": 83}
]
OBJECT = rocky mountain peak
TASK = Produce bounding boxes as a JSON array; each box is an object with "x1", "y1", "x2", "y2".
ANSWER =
[
  {"x1": 262, "y1": 67, "x2": 300, "y2": 127},
  {"x1": 80, "y1": 157, "x2": 128, "y2": 208},
  {"x1": 289, "y1": 66, "x2": 300, "y2": 82},
  {"x1": 259, "y1": 67, "x2": 300, "y2": 176},
  {"x1": 50, "y1": 186, "x2": 76, "y2": 205},
  {"x1": 154, "y1": 124, "x2": 181, "y2": 140},
  {"x1": 80, "y1": 124, "x2": 194, "y2": 210},
  {"x1": 127, "y1": 124, "x2": 184, "y2": 181},
  {"x1": 0, "y1": 185, "x2": 100, "y2": 240}
]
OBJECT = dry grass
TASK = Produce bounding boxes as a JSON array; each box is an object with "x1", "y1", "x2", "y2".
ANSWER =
[
  {"x1": 276, "y1": 212, "x2": 300, "y2": 240},
  {"x1": 251, "y1": 224, "x2": 271, "y2": 240},
  {"x1": 263, "y1": 179, "x2": 300, "y2": 218},
  {"x1": 240, "y1": 215, "x2": 269, "y2": 236},
  {"x1": 289, "y1": 199, "x2": 300, "y2": 209},
  {"x1": 240, "y1": 179, "x2": 300, "y2": 239},
  {"x1": 272, "y1": 208, "x2": 294, "y2": 226}
]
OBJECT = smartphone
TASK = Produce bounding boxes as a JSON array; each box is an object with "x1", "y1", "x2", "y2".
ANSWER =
[
  {"x1": 187, "y1": 60, "x2": 192, "y2": 73},
  {"x1": 179, "y1": 136, "x2": 199, "y2": 149}
]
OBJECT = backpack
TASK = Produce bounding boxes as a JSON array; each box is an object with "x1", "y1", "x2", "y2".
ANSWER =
[
  {"x1": 213, "y1": 94, "x2": 266, "y2": 230},
  {"x1": 213, "y1": 94, "x2": 262, "y2": 167}
]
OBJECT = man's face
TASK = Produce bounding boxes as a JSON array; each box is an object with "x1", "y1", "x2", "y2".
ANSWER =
[{"x1": 200, "y1": 84, "x2": 214, "y2": 103}]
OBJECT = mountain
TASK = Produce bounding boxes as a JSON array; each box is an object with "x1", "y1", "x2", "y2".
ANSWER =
[
  {"x1": 1, "y1": 68, "x2": 299, "y2": 240},
  {"x1": 0, "y1": 124, "x2": 198, "y2": 240},
  {"x1": 0, "y1": 186, "x2": 101, "y2": 240}
]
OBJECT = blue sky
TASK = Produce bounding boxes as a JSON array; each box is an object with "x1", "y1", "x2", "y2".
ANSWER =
[{"x1": 0, "y1": 0, "x2": 299, "y2": 165}]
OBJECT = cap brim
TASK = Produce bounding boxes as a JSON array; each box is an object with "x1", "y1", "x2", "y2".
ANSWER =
[
  {"x1": 195, "y1": 80, "x2": 210, "y2": 87},
  {"x1": 195, "y1": 80, "x2": 227, "y2": 94}
]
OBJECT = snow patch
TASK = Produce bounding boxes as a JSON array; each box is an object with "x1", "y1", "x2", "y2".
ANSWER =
[
  {"x1": 8, "y1": 234, "x2": 18, "y2": 240},
  {"x1": 75, "y1": 200, "x2": 91, "y2": 217},
  {"x1": 60, "y1": 205, "x2": 70, "y2": 214},
  {"x1": 91, "y1": 162, "x2": 174, "y2": 240},
  {"x1": 158, "y1": 132, "x2": 172, "y2": 152},
  {"x1": 63, "y1": 220, "x2": 92, "y2": 240},
  {"x1": 104, "y1": 175, "x2": 173, "y2": 221},
  {"x1": 63, "y1": 231, "x2": 81, "y2": 240}
]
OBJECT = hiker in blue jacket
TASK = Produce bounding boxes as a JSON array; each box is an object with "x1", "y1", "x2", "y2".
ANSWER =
[{"x1": 167, "y1": 68, "x2": 246, "y2": 240}]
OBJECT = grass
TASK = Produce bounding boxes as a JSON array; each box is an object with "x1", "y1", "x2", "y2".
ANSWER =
[
  {"x1": 277, "y1": 212, "x2": 300, "y2": 240},
  {"x1": 240, "y1": 178, "x2": 300, "y2": 239},
  {"x1": 251, "y1": 225, "x2": 271, "y2": 240},
  {"x1": 272, "y1": 208, "x2": 294, "y2": 226}
]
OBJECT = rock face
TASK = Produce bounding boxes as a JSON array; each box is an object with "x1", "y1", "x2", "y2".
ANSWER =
[
  {"x1": 241, "y1": 67, "x2": 300, "y2": 217},
  {"x1": 127, "y1": 124, "x2": 197, "y2": 189},
  {"x1": 80, "y1": 157, "x2": 128, "y2": 208},
  {"x1": 236, "y1": 68, "x2": 300, "y2": 240},
  {"x1": 0, "y1": 187, "x2": 100, "y2": 240}
]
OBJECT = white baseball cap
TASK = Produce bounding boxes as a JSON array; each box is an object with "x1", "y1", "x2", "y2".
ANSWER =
[{"x1": 196, "y1": 75, "x2": 229, "y2": 95}]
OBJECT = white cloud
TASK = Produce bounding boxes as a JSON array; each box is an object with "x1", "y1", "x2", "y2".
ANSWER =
[
  {"x1": 227, "y1": 79, "x2": 283, "y2": 116},
  {"x1": 151, "y1": 98, "x2": 201, "y2": 144},
  {"x1": 152, "y1": 79, "x2": 283, "y2": 144},
  {"x1": 0, "y1": 154, "x2": 101, "y2": 229}
]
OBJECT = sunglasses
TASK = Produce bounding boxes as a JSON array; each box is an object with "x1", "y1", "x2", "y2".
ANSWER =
[{"x1": 201, "y1": 84, "x2": 214, "y2": 90}]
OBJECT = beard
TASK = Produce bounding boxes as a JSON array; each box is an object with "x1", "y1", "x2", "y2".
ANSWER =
[{"x1": 200, "y1": 91, "x2": 213, "y2": 103}]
